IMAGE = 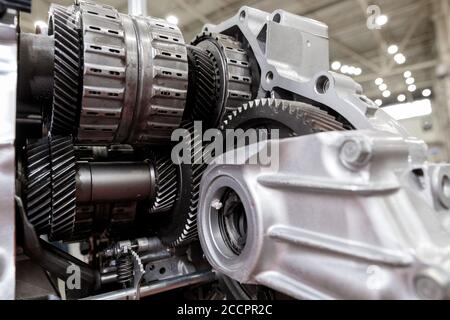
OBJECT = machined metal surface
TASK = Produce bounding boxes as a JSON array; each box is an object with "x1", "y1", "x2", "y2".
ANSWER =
[
  {"x1": 80, "y1": 5, "x2": 188, "y2": 145},
  {"x1": 198, "y1": 129, "x2": 450, "y2": 299},
  {"x1": 76, "y1": 162, "x2": 155, "y2": 202},
  {"x1": 204, "y1": 7, "x2": 413, "y2": 138},
  {"x1": 0, "y1": 10, "x2": 17, "y2": 300},
  {"x1": 125, "y1": 15, "x2": 188, "y2": 144},
  {"x1": 77, "y1": 1, "x2": 130, "y2": 143}
]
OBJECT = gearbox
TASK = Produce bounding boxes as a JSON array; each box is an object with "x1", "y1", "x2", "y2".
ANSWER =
[{"x1": 1, "y1": 0, "x2": 450, "y2": 301}]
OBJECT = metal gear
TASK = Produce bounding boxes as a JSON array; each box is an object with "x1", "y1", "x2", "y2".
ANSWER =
[
  {"x1": 47, "y1": 4, "x2": 82, "y2": 136},
  {"x1": 165, "y1": 99, "x2": 345, "y2": 248},
  {"x1": 49, "y1": 136, "x2": 77, "y2": 240},
  {"x1": 221, "y1": 98, "x2": 346, "y2": 133},
  {"x1": 24, "y1": 137, "x2": 52, "y2": 234},
  {"x1": 191, "y1": 32, "x2": 253, "y2": 126},
  {"x1": 24, "y1": 136, "x2": 77, "y2": 241},
  {"x1": 150, "y1": 155, "x2": 178, "y2": 214},
  {"x1": 157, "y1": 122, "x2": 206, "y2": 247},
  {"x1": 185, "y1": 45, "x2": 221, "y2": 127}
]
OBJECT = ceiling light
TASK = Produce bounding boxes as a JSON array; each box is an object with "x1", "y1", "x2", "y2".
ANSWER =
[
  {"x1": 405, "y1": 77, "x2": 415, "y2": 85},
  {"x1": 340, "y1": 65, "x2": 349, "y2": 73},
  {"x1": 394, "y1": 53, "x2": 406, "y2": 64},
  {"x1": 354, "y1": 67, "x2": 362, "y2": 76},
  {"x1": 375, "y1": 78, "x2": 384, "y2": 85},
  {"x1": 408, "y1": 84, "x2": 417, "y2": 92},
  {"x1": 348, "y1": 66, "x2": 357, "y2": 74},
  {"x1": 382, "y1": 90, "x2": 391, "y2": 98},
  {"x1": 331, "y1": 61, "x2": 341, "y2": 70},
  {"x1": 382, "y1": 99, "x2": 431, "y2": 120},
  {"x1": 403, "y1": 71, "x2": 412, "y2": 78},
  {"x1": 387, "y1": 44, "x2": 398, "y2": 55},
  {"x1": 397, "y1": 94, "x2": 406, "y2": 102},
  {"x1": 166, "y1": 15, "x2": 179, "y2": 25},
  {"x1": 375, "y1": 99, "x2": 382, "y2": 106},
  {"x1": 422, "y1": 89, "x2": 431, "y2": 97},
  {"x1": 378, "y1": 83, "x2": 387, "y2": 91},
  {"x1": 375, "y1": 15, "x2": 388, "y2": 26}
]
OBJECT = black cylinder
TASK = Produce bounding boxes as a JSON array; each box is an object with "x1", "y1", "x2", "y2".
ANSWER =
[{"x1": 76, "y1": 162, "x2": 156, "y2": 203}]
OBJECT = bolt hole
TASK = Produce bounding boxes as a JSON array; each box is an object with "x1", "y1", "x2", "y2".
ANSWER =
[
  {"x1": 306, "y1": 40, "x2": 311, "y2": 47},
  {"x1": 159, "y1": 267, "x2": 166, "y2": 274},
  {"x1": 239, "y1": 10, "x2": 246, "y2": 21},
  {"x1": 266, "y1": 71, "x2": 273, "y2": 83},
  {"x1": 315, "y1": 75, "x2": 330, "y2": 94},
  {"x1": 273, "y1": 13, "x2": 281, "y2": 23}
]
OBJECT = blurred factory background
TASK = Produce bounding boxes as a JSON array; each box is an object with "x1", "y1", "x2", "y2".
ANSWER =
[{"x1": 20, "y1": 0, "x2": 450, "y2": 161}]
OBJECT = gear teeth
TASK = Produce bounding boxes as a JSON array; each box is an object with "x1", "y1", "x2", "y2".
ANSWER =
[
  {"x1": 191, "y1": 32, "x2": 252, "y2": 126},
  {"x1": 186, "y1": 45, "x2": 220, "y2": 126},
  {"x1": 25, "y1": 138, "x2": 52, "y2": 234},
  {"x1": 24, "y1": 136, "x2": 77, "y2": 240},
  {"x1": 49, "y1": 136, "x2": 76, "y2": 241},
  {"x1": 150, "y1": 155, "x2": 178, "y2": 214},
  {"x1": 72, "y1": 204, "x2": 94, "y2": 240},
  {"x1": 48, "y1": 4, "x2": 82, "y2": 136},
  {"x1": 171, "y1": 99, "x2": 346, "y2": 247},
  {"x1": 170, "y1": 123, "x2": 207, "y2": 247},
  {"x1": 220, "y1": 98, "x2": 345, "y2": 132}
]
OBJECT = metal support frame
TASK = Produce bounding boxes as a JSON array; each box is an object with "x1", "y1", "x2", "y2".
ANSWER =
[{"x1": 0, "y1": 9, "x2": 17, "y2": 300}]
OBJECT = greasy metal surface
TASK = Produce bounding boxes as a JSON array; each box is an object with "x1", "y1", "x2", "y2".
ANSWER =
[
  {"x1": 0, "y1": 10, "x2": 17, "y2": 300},
  {"x1": 198, "y1": 130, "x2": 450, "y2": 299}
]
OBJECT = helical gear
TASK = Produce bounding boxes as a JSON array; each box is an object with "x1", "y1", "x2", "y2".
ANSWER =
[
  {"x1": 24, "y1": 136, "x2": 77, "y2": 241},
  {"x1": 150, "y1": 155, "x2": 178, "y2": 214},
  {"x1": 25, "y1": 137, "x2": 52, "y2": 234},
  {"x1": 185, "y1": 45, "x2": 221, "y2": 127},
  {"x1": 191, "y1": 32, "x2": 253, "y2": 126},
  {"x1": 47, "y1": 4, "x2": 82, "y2": 136}
]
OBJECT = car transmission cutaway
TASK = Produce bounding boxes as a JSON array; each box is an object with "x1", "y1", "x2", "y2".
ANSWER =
[{"x1": 2, "y1": 0, "x2": 450, "y2": 300}]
